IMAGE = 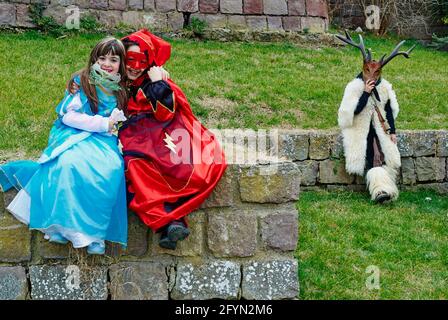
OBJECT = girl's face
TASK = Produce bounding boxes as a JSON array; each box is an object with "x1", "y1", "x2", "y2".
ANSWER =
[
  {"x1": 126, "y1": 45, "x2": 149, "y2": 81},
  {"x1": 97, "y1": 53, "x2": 121, "y2": 75}
]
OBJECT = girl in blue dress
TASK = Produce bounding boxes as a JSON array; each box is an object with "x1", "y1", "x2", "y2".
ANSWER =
[{"x1": 0, "y1": 37, "x2": 129, "y2": 255}]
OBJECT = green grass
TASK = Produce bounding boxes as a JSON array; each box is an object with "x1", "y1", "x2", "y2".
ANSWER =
[
  {"x1": 0, "y1": 31, "x2": 447, "y2": 156},
  {"x1": 297, "y1": 190, "x2": 448, "y2": 300}
]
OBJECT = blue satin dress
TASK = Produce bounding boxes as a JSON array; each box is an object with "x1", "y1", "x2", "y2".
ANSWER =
[{"x1": 0, "y1": 79, "x2": 127, "y2": 248}]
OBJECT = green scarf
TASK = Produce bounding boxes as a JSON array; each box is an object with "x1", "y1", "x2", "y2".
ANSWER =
[{"x1": 89, "y1": 63, "x2": 122, "y2": 91}]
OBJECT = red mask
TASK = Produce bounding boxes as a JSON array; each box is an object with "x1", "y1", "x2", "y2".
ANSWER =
[
  {"x1": 122, "y1": 29, "x2": 171, "y2": 68},
  {"x1": 126, "y1": 51, "x2": 149, "y2": 70}
]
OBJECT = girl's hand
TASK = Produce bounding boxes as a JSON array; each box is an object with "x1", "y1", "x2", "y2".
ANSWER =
[
  {"x1": 108, "y1": 109, "x2": 127, "y2": 132},
  {"x1": 148, "y1": 66, "x2": 165, "y2": 82},
  {"x1": 390, "y1": 134, "x2": 397, "y2": 144}
]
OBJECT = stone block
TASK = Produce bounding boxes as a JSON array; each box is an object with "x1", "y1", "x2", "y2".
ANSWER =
[
  {"x1": 171, "y1": 261, "x2": 241, "y2": 299},
  {"x1": 397, "y1": 131, "x2": 414, "y2": 157},
  {"x1": 309, "y1": 132, "x2": 333, "y2": 159},
  {"x1": 282, "y1": 16, "x2": 301, "y2": 31},
  {"x1": 90, "y1": 0, "x2": 108, "y2": 10},
  {"x1": 43, "y1": 5, "x2": 69, "y2": 24},
  {"x1": 296, "y1": 160, "x2": 318, "y2": 186},
  {"x1": 178, "y1": 0, "x2": 198, "y2": 12},
  {"x1": 437, "y1": 132, "x2": 448, "y2": 157},
  {"x1": 413, "y1": 131, "x2": 437, "y2": 157},
  {"x1": 200, "y1": 13, "x2": 227, "y2": 28},
  {"x1": 242, "y1": 259, "x2": 298, "y2": 300},
  {"x1": 0, "y1": 3, "x2": 17, "y2": 26},
  {"x1": 267, "y1": 16, "x2": 283, "y2": 31},
  {"x1": 243, "y1": 0, "x2": 262, "y2": 14},
  {"x1": 278, "y1": 132, "x2": 309, "y2": 161},
  {"x1": 129, "y1": 0, "x2": 144, "y2": 10},
  {"x1": 401, "y1": 158, "x2": 416, "y2": 185},
  {"x1": 319, "y1": 159, "x2": 355, "y2": 184},
  {"x1": 207, "y1": 208, "x2": 257, "y2": 257},
  {"x1": 0, "y1": 266, "x2": 28, "y2": 300},
  {"x1": 306, "y1": 0, "x2": 328, "y2": 18},
  {"x1": 167, "y1": 12, "x2": 185, "y2": 30},
  {"x1": 301, "y1": 16, "x2": 326, "y2": 33},
  {"x1": 142, "y1": 12, "x2": 168, "y2": 30},
  {"x1": 261, "y1": 212, "x2": 298, "y2": 251},
  {"x1": 264, "y1": 0, "x2": 287, "y2": 15},
  {"x1": 37, "y1": 233, "x2": 70, "y2": 259},
  {"x1": 199, "y1": 0, "x2": 219, "y2": 13},
  {"x1": 125, "y1": 212, "x2": 149, "y2": 256},
  {"x1": 16, "y1": 4, "x2": 35, "y2": 28},
  {"x1": 288, "y1": 0, "x2": 306, "y2": 15},
  {"x1": 75, "y1": 0, "x2": 90, "y2": 8},
  {"x1": 0, "y1": 193, "x2": 31, "y2": 263},
  {"x1": 144, "y1": 0, "x2": 156, "y2": 10},
  {"x1": 109, "y1": 262, "x2": 169, "y2": 300},
  {"x1": 239, "y1": 163, "x2": 301, "y2": 203},
  {"x1": 29, "y1": 265, "x2": 108, "y2": 300},
  {"x1": 201, "y1": 166, "x2": 235, "y2": 208},
  {"x1": 98, "y1": 10, "x2": 123, "y2": 27},
  {"x1": 415, "y1": 157, "x2": 446, "y2": 182},
  {"x1": 156, "y1": 0, "x2": 176, "y2": 12},
  {"x1": 245, "y1": 15, "x2": 266, "y2": 30},
  {"x1": 331, "y1": 133, "x2": 344, "y2": 158},
  {"x1": 227, "y1": 15, "x2": 247, "y2": 30},
  {"x1": 109, "y1": 0, "x2": 127, "y2": 10},
  {"x1": 221, "y1": 0, "x2": 243, "y2": 14}
]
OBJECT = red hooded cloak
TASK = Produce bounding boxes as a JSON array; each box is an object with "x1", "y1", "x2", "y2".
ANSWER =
[{"x1": 119, "y1": 30, "x2": 227, "y2": 231}]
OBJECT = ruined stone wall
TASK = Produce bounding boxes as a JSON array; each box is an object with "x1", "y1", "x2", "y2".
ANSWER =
[
  {"x1": 0, "y1": 0, "x2": 329, "y2": 33},
  {"x1": 1, "y1": 129, "x2": 447, "y2": 300}
]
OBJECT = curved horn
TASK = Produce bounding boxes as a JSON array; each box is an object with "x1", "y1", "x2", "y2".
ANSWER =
[
  {"x1": 380, "y1": 40, "x2": 416, "y2": 67},
  {"x1": 336, "y1": 30, "x2": 370, "y2": 62}
]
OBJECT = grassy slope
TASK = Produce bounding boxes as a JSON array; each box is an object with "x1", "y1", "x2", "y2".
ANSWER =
[
  {"x1": 297, "y1": 190, "x2": 448, "y2": 300},
  {"x1": 0, "y1": 31, "x2": 447, "y2": 156}
]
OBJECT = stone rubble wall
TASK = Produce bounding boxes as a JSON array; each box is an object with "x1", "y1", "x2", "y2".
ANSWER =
[
  {"x1": 0, "y1": 161, "x2": 300, "y2": 300},
  {"x1": 0, "y1": 0, "x2": 329, "y2": 33},
  {"x1": 273, "y1": 129, "x2": 447, "y2": 194},
  {"x1": 1, "y1": 129, "x2": 446, "y2": 300}
]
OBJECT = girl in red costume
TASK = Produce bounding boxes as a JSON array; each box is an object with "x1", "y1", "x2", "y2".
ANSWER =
[{"x1": 119, "y1": 30, "x2": 227, "y2": 250}]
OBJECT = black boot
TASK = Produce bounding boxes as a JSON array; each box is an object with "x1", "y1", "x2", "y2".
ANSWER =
[
  {"x1": 158, "y1": 227, "x2": 177, "y2": 250},
  {"x1": 167, "y1": 220, "x2": 190, "y2": 242},
  {"x1": 375, "y1": 191, "x2": 391, "y2": 204}
]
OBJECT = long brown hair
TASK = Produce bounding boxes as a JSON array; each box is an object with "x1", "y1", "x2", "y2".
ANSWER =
[{"x1": 69, "y1": 37, "x2": 128, "y2": 114}]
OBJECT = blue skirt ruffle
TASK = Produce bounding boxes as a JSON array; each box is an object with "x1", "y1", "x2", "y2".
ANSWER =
[{"x1": 0, "y1": 134, "x2": 127, "y2": 248}]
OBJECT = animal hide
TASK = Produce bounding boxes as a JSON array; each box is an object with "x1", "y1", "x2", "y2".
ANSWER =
[{"x1": 338, "y1": 77, "x2": 401, "y2": 176}]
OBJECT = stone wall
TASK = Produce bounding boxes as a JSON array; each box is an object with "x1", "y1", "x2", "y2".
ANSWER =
[
  {"x1": 1, "y1": 129, "x2": 446, "y2": 300},
  {"x1": 0, "y1": 0, "x2": 329, "y2": 33},
  {"x1": 0, "y1": 161, "x2": 300, "y2": 300},
  {"x1": 275, "y1": 129, "x2": 448, "y2": 194}
]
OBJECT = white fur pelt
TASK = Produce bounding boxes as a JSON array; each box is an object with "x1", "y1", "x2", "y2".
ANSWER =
[
  {"x1": 366, "y1": 166, "x2": 399, "y2": 201},
  {"x1": 338, "y1": 77, "x2": 401, "y2": 176}
]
